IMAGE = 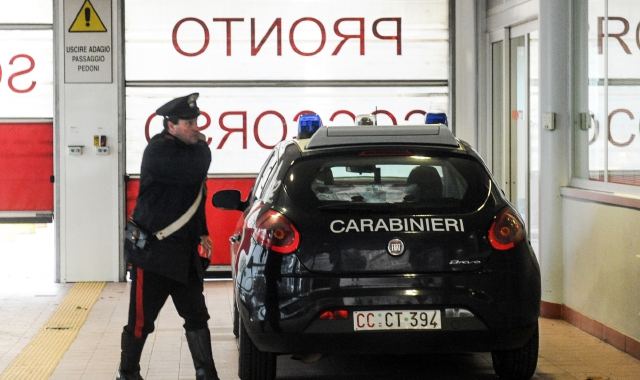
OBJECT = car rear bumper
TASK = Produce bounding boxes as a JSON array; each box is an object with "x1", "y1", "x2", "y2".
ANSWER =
[
  {"x1": 239, "y1": 272, "x2": 540, "y2": 354},
  {"x1": 236, "y1": 244, "x2": 541, "y2": 355},
  {"x1": 245, "y1": 319, "x2": 538, "y2": 354}
]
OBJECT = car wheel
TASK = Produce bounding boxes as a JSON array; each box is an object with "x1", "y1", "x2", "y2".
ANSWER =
[
  {"x1": 491, "y1": 322, "x2": 539, "y2": 380},
  {"x1": 232, "y1": 302, "x2": 239, "y2": 338},
  {"x1": 238, "y1": 317, "x2": 276, "y2": 380}
]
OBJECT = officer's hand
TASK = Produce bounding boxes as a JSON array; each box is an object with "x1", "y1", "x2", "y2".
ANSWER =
[
  {"x1": 200, "y1": 235, "x2": 213, "y2": 259},
  {"x1": 196, "y1": 131, "x2": 207, "y2": 141}
]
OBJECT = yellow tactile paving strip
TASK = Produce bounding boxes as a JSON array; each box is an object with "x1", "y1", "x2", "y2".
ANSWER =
[{"x1": 0, "y1": 282, "x2": 105, "y2": 380}]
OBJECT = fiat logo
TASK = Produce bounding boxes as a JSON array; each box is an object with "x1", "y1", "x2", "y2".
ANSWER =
[{"x1": 387, "y1": 239, "x2": 405, "y2": 256}]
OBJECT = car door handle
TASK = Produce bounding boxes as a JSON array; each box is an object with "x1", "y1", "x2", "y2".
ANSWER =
[{"x1": 229, "y1": 234, "x2": 241, "y2": 243}]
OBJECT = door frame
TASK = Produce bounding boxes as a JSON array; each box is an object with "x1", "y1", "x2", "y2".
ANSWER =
[{"x1": 489, "y1": 19, "x2": 538, "y2": 235}]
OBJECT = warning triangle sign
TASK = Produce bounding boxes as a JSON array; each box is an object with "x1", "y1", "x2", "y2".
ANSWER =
[{"x1": 69, "y1": 0, "x2": 107, "y2": 33}]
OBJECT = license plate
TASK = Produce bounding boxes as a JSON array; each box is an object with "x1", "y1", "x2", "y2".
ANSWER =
[{"x1": 353, "y1": 310, "x2": 441, "y2": 331}]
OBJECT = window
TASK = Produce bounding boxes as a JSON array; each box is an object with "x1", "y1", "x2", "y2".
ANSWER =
[
  {"x1": 574, "y1": 0, "x2": 640, "y2": 188},
  {"x1": 285, "y1": 155, "x2": 490, "y2": 213},
  {"x1": 253, "y1": 151, "x2": 279, "y2": 200}
]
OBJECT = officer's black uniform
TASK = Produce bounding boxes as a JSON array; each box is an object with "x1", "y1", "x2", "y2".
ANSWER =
[{"x1": 117, "y1": 93, "x2": 219, "y2": 380}]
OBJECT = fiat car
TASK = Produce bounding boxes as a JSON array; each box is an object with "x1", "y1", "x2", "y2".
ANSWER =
[{"x1": 212, "y1": 115, "x2": 541, "y2": 380}]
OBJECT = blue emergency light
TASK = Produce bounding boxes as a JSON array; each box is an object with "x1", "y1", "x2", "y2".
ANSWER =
[
  {"x1": 297, "y1": 113, "x2": 323, "y2": 139},
  {"x1": 426, "y1": 112, "x2": 448, "y2": 126}
]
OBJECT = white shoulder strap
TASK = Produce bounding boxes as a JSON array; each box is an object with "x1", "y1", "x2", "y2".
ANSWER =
[{"x1": 154, "y1": 181, "x2": 205, "y2": 241}]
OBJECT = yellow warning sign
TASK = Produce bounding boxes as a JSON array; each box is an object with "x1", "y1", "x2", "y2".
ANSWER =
[{"x1": 69, "y1": 0, "x2": 107, "y2": 33}]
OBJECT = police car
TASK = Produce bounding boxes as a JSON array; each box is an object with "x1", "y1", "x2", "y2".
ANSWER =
[{"x1": 212, "y1": 113, "x2": 541, "y2": 380}]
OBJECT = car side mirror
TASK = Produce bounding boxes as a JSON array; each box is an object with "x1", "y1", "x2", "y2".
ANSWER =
[{"x1": 212, "y1": 189, "x2": 247, "y2": 211}]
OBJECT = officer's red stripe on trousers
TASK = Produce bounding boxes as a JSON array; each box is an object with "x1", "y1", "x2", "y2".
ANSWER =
[{"x1": 134, "y1": 267, "x2": 145, "y2": 338}]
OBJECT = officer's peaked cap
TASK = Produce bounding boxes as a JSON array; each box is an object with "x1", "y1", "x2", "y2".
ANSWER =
[{"x1": 156, "y1": 93, "x2": 201, "y2": 120}]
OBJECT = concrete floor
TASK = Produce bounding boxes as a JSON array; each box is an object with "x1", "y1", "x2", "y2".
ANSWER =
[{"x1": 2, "y1": 224, "x2": 640, "y2": 379}]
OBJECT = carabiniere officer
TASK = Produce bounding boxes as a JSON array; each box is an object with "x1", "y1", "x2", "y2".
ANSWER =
[{"x1": 117, "y1": 93, "x2": 219, "y2": 380}]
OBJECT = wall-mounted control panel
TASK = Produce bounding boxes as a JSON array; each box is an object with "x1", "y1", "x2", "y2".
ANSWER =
[{"x1": 68, "y1": 146, "x2": 83, "y2": 155}]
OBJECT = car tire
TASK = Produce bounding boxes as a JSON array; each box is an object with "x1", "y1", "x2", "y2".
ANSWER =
[
  {"x1": 233, "y1": 302, "x2": 239, "y2": 338},
  {"x1": 491, "y1": 322, "x2": 539, "y2": 380},
  {"x1": 238, "y1": 317, "x2": 276, "y2": 380}
]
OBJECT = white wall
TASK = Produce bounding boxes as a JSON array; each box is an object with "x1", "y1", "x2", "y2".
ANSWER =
[{"x1": 563, "y1": 196, "x2": 640, "y2": 341}]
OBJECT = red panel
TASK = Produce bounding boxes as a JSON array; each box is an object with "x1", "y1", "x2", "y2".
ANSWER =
[
  {"x1": 125, "y1": 179, "x2": 140, "y2": 220},
  {"x1": 0, "y1": 123, "x2": 53, "y2": 211},
  {"x1": 126, "y1": 178, "x2": 255, "y2": 266}
]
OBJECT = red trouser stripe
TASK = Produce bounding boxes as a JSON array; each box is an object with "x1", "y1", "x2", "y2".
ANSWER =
[{"x1": 134, "y1": 267, "x2": 145, "y2": 338}]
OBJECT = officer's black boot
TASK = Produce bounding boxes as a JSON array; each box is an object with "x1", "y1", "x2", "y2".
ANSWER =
[
  {"x1": 116, "y1": 328, "x2": 146, "y2": 380},
  {"x1": 185, "y1": 328, "x2": 220, "y2": 380}
]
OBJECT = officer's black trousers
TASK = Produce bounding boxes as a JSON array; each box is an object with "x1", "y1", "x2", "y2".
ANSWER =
[{"x1": 125, "y1": 265, "x2": 210, "y2": 339}]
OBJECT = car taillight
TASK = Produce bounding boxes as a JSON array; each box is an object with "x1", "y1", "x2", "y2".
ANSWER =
[
  {"x1": 488, "y1": 207, "x2": 526, "y2": 250},
  {"x1": 318, "y1": 310, "x2": 348, "y2": 320},
  {"x1": 252, "y1": 210, "x2": 300, "y2": 254}
]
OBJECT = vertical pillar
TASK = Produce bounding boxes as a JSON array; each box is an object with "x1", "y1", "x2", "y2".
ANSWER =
[
  {"x1": 454, "y1": 0, "x2": 478, "y2": 146},
  {"x1": 538, "y1": 0, "x2": 571, "y2": 310},
  {"x1": 54, "y1": 0, "x2": 122, "y2": 282}
]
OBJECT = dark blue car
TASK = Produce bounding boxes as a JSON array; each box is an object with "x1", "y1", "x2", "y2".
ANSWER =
[{"x1": 213, "y1": 118, "x2": 541, "y2": 380}]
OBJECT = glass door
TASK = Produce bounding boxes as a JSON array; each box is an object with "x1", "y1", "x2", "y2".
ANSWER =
[{"x1": 491, "y1": 26, "x2": 539, "y2": 258}]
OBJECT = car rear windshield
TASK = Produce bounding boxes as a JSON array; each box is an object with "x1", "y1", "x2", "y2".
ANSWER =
[{"x1": 284, "y1": 154, "x2": 492, "y2": 214}]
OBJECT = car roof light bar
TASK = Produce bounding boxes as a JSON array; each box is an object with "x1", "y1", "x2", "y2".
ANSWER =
[
  {"x1": 297, "y1": 113, "x2": 323, "y2": 139},
  {"x1": 305, "y1": 125, "x2": 459, "y2": 149},
  {"x1": 425, "y1": 112, "x2": 448, "y2": 126},
  {"x1": 356, "y1": 114, "x2": 376, "y2": 126}
]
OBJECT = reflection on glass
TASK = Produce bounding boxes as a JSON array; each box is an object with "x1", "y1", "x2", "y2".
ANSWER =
[
  {"x1": 0, "y1": 1, "x2": 52, "y2": 23},
  {"x1": 510, "y1": 36, "x2": 527, "y2": 222},
  {"x1": 492, "y1": 41, "x2": 504, "y2": 184},
  {"x1": 584, "y1": 0, "x2": 640, "y2": 186},
  {"x1": 529, "y1": 31, "x2": 539, "y2": 259}
]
